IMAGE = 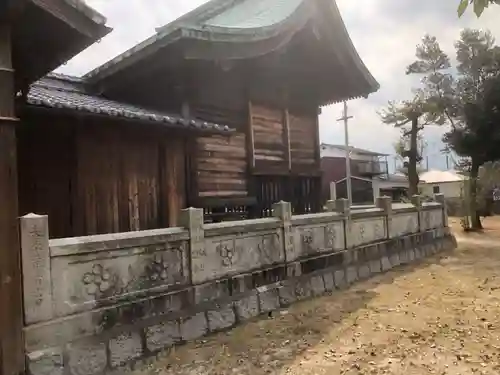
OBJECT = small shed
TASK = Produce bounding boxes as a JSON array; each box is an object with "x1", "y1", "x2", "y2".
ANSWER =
[{"x1": 419, "y1": 170, "x2": 466, "y2": 199}]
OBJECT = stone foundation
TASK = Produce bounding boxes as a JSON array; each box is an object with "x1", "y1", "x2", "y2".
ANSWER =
[{"x1": 26, "y1": 228, "x2": 456, "y2": 375}]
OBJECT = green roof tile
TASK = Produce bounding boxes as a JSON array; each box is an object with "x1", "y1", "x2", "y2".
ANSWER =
[{"x1": 204, "y1": 0, "x2": 303, "y2": 29}]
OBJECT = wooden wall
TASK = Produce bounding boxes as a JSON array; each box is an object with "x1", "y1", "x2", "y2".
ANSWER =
[
  {"x1": 17, "y1": 116, "x2": 74, "y2": 238},
  {"x1": 195, "y1": 133, "x2": 247, "y2": 199},
  {"x1": 289, "y1": 110, "x2": 318, "y2": 171},
  {"x1": 190, "y1": 102, "x2": 249, "y2": 203},
  {"x1": 249, "y1": 103, "x2": 319, "y2": 174},
  {"x1": 251, "y1": 104, "x2": 287, "y2": 172},
  {"x1": 18, "y1": 113, "x2": 186, "y2": 238}
]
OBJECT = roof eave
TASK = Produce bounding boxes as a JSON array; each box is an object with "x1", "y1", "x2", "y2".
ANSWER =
[
  {"x1": 30, "y1": 0, "x2": 110, "y2": 37},
  {"x1": 23, "y1": 104, "x2": 235, "y2": 136}
]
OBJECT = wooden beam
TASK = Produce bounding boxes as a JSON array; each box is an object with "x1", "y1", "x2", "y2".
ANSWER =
[
  {"x1": 0, "y1": 23, "x2": 24, "y2": 375},
  {"x1": 246, "y1": 100, "x2": 256, "y2": 169},
  {"x1": 314, "y1": 108, "x2": 321, "y2": 169},
  {"x1": 283, "y1": 108, "x2": 292, "y2": 171}
]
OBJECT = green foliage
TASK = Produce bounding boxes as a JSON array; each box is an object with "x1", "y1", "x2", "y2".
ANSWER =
[
  {"x1": 380, "y1": 35, "x2": 453, "y2": 195},
  {"x1": 380, "y1": 35, "x2": 454, "y2": 129},
  {"x1": 458, "y1": 0, "x2": 500, "y2": 17},
  {"x1": 443, "y1": 30, "x2": 500, "y2": 165},
  {"x1": 441, "y1": 29, "x2": 500, "y2": 230}
]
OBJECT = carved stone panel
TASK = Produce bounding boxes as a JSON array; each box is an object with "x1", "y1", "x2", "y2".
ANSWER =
[
  {"x1": 192, "y1": 229, "x2": 285, "y2": 284},
  {"x1": 50, "y1": 241, "x2": 189, "y2": 317},
  {"x1": 288, "y1": 222, "x2": 345, "y2": 262},
  {"x1": 419, "y1": 209, "x2": 443, "y2": 231},
  {"x1": 347, "y1": 217, "x2": 387, "y2": 248},
  {"x1": 390, "y1": 212, "x2": 419, "y2": 238}
]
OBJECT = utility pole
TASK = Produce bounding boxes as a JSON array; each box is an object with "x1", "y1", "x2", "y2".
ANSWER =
[{"x1": 337, "y1": 101, "x2": 353, "y2": 206}]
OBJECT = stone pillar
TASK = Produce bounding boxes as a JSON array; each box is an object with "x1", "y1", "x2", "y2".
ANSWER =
[
  {"x1": 376, "y1": 196, "x2": 392, "y2": 239},
  {"x1": 180, "y1": 208, "x2": 205, "y2": 285},
  {"x1": 434, "y1": 193, "x2": 448, "y2": 227},
  {"x1": 411, "y1": 194, "x2": 422, "y2": 209},
  {"x1": 20, "y1": 214, "x2": 53, "y2": 324},
  {"x1": 329, "y1": 182, "x2": 337, "y2": 201},
  {"x1": 0, "y1": 22, "x2": 24, "y2": 374},
  {"x1": 411, "y1": 195, "x2": 423, "y2": 232},
  {"x1": 329, "y1": 199, "x2": 350, "y2": 249},
  {"x1": 332, "y1": 198, "x2": 350, "y2": 216},
  {"x1": 273, "y1": 201, "x2": 294, "y2": 265},
  {"x1": 372, "y1": 180, "x2": 381, "y2": 203}
]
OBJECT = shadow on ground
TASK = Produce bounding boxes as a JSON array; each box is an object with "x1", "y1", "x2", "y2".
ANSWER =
[
  {"x1": 132, "y1": 217, "x2": 500, "y2": 374},
  {"x1": 133, "y1": 251, "x2": 448, "y2": 374}
]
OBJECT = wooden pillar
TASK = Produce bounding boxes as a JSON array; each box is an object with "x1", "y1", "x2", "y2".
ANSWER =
[
  {"x1": 0, "y1": 23, "x2": 24, "y2": 375},
  {"x1": 246, "y1": 100, "x2": 255, "y2": 169},
  {"x1": 283, "y1": 108, "x2": 292, "y2": 171}
]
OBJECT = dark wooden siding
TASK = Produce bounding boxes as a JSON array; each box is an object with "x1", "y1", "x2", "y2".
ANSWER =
[
  {"x1": 17, "y1": 116, "x2": 74, "y2": 239},
  {"x1": 18, "y1": 113, "x2": 187, "y2": 238},
  {"x1": 191, "y1": 104, "x2": 249, "y2": 201},
  {"x1": 251, "y1": 104, "x2": 286, "y2": 171},
  {"x1": 289, "y1": 111, "x2": 317, "y2": 171},
  {"x1": 195, "y1": 133, "x2": 248, "y2": 199}
]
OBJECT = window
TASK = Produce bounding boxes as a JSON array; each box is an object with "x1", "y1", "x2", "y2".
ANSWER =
[{"x1": 433, "y1": 186, "x2": 440, "y2": 194}]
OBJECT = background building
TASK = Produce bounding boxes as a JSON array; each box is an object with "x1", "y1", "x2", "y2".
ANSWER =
[
  {"x1": 419, "y1": 169, "x2": 466, "y2": 199},
  {"x1": 321, "y1": 143, "x2": 409, "y2": 204}
]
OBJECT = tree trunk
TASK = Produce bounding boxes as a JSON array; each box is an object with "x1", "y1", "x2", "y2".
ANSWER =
[
  {"x1": 407, "y1": 117, "x2": 420, "y2": 196},
  {"x1": 470, "y1": 158, "x2": 483, "y2": 230}
]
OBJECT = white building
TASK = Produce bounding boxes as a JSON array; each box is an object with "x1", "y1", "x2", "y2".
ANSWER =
[
  {"x1": 320, "y1": 143, "x2": 409, "y2": 204},
  {"x1": 419, "y1": 170, "x2": 466, "y2": 199}
]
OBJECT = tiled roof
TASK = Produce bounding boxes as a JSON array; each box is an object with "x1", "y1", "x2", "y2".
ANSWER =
[
  {"x1": 203, "y1": 0, "x2": 303, "y2": 29},
  {"x1": 62, "y1": 0, "x2": 107, "y2": 25},
  {"x1": 320, "y1": 143, "x2": 388, "y2": 157},
  {"x1": 82, "y1": 0, "x2": 380, "y2": 104},
  {"x1": 26, "y1": 74, "x2": 232, "y2": 133}
]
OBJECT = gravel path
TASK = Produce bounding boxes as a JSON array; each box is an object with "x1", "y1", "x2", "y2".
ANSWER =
[{"x1": 134, "y1": 218, "x2": 500, "y2": 375}]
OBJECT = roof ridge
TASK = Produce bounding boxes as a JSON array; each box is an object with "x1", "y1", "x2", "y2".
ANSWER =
[
  {"x1": 62, "y1": 0, "x2": 107, "y2": 25},
  {"x1": 46, "y1": 72, "x2": 83, "y2": 82},
  {"x1": 83, "y1": 0, "x2": 243, "y2": 80},
  {"x1": 154, "y1": 0, "x2": 242, "y2": 33}
]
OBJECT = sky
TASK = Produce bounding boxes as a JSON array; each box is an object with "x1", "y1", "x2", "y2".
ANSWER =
[{"x1": 57, "y1": 0, "x2": 500, "y2": 171}]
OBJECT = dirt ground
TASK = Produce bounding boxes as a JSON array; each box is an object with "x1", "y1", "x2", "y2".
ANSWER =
[{"x1": 135, "y1": 217, "x2": 500, "y2": 375}]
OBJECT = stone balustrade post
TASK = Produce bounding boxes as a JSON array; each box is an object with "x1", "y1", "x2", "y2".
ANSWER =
[
  {"x1": 329, "y1": 182, "x2": 337, "y2": 201},
  {"x1": 328, "y1": 198, "x2": 350, "y2": 248},
  {"x1": 333, "y1": 198, "x2": 350, "y2": 216},
  {"x1": 273, "y1": 201, "x2": 295, "y2": 270},
  {"x1": 180, "y1": 207, "x2": 205, "y2": 285},
  {"x1": 376, "y1": 196, "x2": 392, "y2": 239},
  {"x1": 434, "y1": 193, "x2": 448, "y2": 227},
  {"x1": 411, "y1": 195, "x2": 423, "y2": 232},
  {"x1": 20, "y1": 213, "x2": 53, "y2": 324}
]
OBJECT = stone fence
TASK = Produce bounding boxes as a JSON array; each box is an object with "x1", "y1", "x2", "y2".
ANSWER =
[{"x1": 21, "y1": 195, "x2": 456, "y2": 375}]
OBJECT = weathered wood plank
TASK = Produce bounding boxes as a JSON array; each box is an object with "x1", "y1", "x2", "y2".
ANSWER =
[
  {"x1": 163, "y1": 138, "x2": 186, "y2": 227},
  {"x1": 284, "y1": 108, "x2": 292, "y2": 170},
  {"x1": 246, "y1": 101, "x2": 255, "y2": 169},
  {"x1": 0, "y1": 24, "x2": 24, "y2": 375},
  {"x1": 199, "y1": 190, "x2": 248, "y2": 198}
]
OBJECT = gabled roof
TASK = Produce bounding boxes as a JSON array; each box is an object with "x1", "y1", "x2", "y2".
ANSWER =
[
  {"x1": 25, "y1": 74, "x2": 233, "y2": 134},
  {"x1": 321, "y1": 143, "x2": 388, "y2": 157},
  {"x1": 11, "y1": 0, "x2": 111, "y2": 87},
  {"x1": 32, "y1": 0, "x2": 107, "y2": 26},
  {"x1": 419, "y1": 170, "x2": 466, "y2": 184},
  {"x1": 83, "y1": 0, "x2": 379, "y2": 103}
]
